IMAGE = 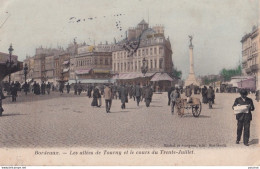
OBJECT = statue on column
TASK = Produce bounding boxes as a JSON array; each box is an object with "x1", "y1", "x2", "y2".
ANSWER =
[{"x1": 188, "y1": 35, "x2": 193, "y2": 47}]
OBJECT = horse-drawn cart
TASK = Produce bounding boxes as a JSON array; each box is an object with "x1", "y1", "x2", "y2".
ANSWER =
[{"x1": 175, "y1": 97, "x2": 202, "y2": 117}]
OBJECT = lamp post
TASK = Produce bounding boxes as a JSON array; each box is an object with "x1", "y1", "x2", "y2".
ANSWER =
[
  {"x1": 141, "y1": 57, "x2": 148, "y2": 86},
  {"x1": 23, "y1": 63, "x2": 28, "y2": 83},
  {"x1": 7, "y1": 44, "x2": 14, "y2": 85}
]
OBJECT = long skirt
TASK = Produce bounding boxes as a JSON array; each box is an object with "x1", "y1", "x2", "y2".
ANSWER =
[{"x1": 91, "y1": 98, "x2": 98, "y2": 107}]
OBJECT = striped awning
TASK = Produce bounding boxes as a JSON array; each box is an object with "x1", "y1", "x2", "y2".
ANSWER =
[
  {"x1": 150, "y1": 73, "x2": 174, "y2": 82},
  {"x1": 113, "y1": 72, "x2": 155, "y2": 80},
  {"x1": 75, "y1": 69, "x2": 91, "y2": 75}
]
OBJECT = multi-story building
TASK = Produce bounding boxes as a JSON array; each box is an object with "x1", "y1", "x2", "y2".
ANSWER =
[
  {"x1": 69, "y1": 43, "x2": 113, "y2": 83},
  {"x1": 241, "y1": 25, "x2": 260, "y2": 90},
  {"x1": 112, "y1": 20, "x2": 174, "y2": 89}
]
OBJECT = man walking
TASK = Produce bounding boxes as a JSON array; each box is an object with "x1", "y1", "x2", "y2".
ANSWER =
[
  {"x1": 120, "y1": 85, "x2": 127, "y2": 109},
  {"x1": 0, "y1": 85, "x2": 6, "y2": 116},
  {"x1": 74, "y1": 82, "x2": 78, "y2": 95},
  {"x1": 41, "y1": 81, "x2": 46, "y2": 95},
  {"x1": 207, "y1": 86, "x2": 215, "y2": 109},
  {"x1": 170, "y1": 88, "x2": 180, "y2": 114},
  {"x1": 104, "y1": 84, "x2": 112, "y2": 113},
  {"x1": 185, "y1": 85, "x2": 192, "y2": 103},
  {"x1": 144, "y1": 85, "x2": 153, "y2": 107},
  {"x1": 66, "y1": 83, "x2": 71, "y2": 94},
  {"x1": 46, "y1": 82, "x2": 51, "y2": 95},
  {"x1": 135, "y1": 83, "x2": 142, "y2": 106},
  {"x1": 232, "y1": 89, "x2": 255, "y2": 146}
]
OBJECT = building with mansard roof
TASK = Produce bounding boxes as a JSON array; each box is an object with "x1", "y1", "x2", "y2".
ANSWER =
[{"x1": 111, "y1": 19, "x2": 174, "y2": 90}]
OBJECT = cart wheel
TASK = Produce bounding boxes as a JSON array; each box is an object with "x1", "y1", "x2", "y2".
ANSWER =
[{"x1": 192, "y1": 102, "x2": 201, "y2": 117}]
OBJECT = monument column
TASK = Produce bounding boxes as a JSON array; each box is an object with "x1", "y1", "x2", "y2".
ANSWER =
[{"x1": 185, "y1": 35, "x2": 199, "y2": 86}]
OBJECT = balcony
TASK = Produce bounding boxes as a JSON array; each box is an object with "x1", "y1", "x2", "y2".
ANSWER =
[
  {"x1": 251, "y1": 64, "x2": 259, "y2": 71},
  {"x1": 245, "y1": 67, "x2": 252, "y2": 74}
]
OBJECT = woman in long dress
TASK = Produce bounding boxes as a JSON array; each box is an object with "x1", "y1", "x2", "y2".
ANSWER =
[{"x1": 91, "y1": 88, "x2": 100, "y2": 107}]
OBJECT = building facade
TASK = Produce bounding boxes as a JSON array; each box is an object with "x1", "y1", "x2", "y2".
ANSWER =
[
  {"x1": 112, "y1": 20, "x2": 174, "y2": 88},
  {"x1": 241, "y1": 26, "x2": 260, "y2": 90}
]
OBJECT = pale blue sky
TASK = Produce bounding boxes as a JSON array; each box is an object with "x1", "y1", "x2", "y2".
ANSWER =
[{"x1": 0, "y1": 0, "x2": 259, "y2": 78}]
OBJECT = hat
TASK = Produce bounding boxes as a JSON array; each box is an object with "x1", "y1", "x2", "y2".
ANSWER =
[{"x1": 239, "y1": 89, "x2": 248, "y2": 96}]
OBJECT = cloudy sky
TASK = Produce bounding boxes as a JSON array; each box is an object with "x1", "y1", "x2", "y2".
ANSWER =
[{"x1": 0, "y1": 0, "x2": 259, "y2": 79}]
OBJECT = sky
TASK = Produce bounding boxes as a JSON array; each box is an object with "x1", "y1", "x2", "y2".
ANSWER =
[{"x1": 0, "y1": 0, "x2": 259, "y2": 79}]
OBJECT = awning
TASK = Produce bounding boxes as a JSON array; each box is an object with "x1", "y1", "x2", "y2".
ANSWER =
[
  {"x1": 237, "y1": 78, "x2": 256, "y2": 90},
  {"x1": 93, "y1": 69, "x2": 110, "y2": 74},
  {"x1": 63, "y1": 68, "x2": 70, "y2": 73},
  {"x1": 63, "y1": 60, "x2": 70, "y2": 65},
  {"x1": 113, "y1": 72, "x2": 155, "y2": 80},
  {"x1": 68, "y1": 79, "x2": 115, "y2": 84},
  {"x1": 75, "y1": 69, "x2": 91, "y2": 75},
  {"x1": 150, "y1": 73, "x2": 174, "y2": 82}
]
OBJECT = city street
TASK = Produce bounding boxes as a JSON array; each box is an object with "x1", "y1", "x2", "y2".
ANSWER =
[{"x1": 0, "y1": 92, "x2": 259, "y2": 148}]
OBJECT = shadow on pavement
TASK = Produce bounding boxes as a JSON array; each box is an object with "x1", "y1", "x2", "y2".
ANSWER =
[
  {"x1": 249, "y1": 139, "x2": 259, "y2": 145},
  {"x1": 1, "y1": 113, "x2": 25, "y2": 117},
  {"x1": 110, "y1": 111, "x2": 130, "y2": 113},
  {"x1": 181, "y1": 114, "x2": 211, "y2": 118}
]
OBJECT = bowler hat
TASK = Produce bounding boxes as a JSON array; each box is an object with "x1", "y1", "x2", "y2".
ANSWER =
[{"x1": 239, "y1": 89, "x2": 248, "y2": 96}]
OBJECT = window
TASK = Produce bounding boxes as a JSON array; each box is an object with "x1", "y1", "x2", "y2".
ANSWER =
[
  {"x1": 94, "y1": 59, "x2": 97, "y2": 65},
  {"x1": 142, "y1": 49, "x2": 145, "y2": 56},
  {"x1": 150, "y1": 48, "x2": 153, "y2": 55},
  {"x1": 146, "y1": 49, "x2": 148, "y2": 55},
  {"x1": 121, "y1": 63, "x2": 123, "y2": 71},
  {"x1": 100, "y1": 58, "x2": 103, "y2": 65},
  {"x1": 135, "y1": 61, "x2": 137, "y2": 70},
  {"x1": 154, "y1": 60, "x2": 157, "y2": 69},
  {"x1": 159, "y1": 58, "x2": 163, "y2": 69},
  {"x1": 138, "y1": 61, "x2": 141, "y2": 69},
  {"x1": 154, "y1": 48, "x2": 157, "y2": 54},
  {"x1": 159, "y1": 47, "x2": 163, "y2": 55},
  {"x1": 150, "y1": 60, "x2": 153, "y2": 69},
  {"x1": 124, "y1": 63, "x2": 126, "y2": 71},
  {"x1": 114, "y1": 63, "x2": 116, "y2": 70},
  {"x1": 138, "y1": 50, "x2": 140, "y2": 56},
  {"x1": 117, "y1": 63, "x2": 119, "y2": 71}
]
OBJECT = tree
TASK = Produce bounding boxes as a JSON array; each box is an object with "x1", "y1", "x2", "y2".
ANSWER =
[
  {"x1": 220, "y1": 65, "x2": 242, "y2": 81},
  {"x1": 172, "y1": 67, "x2": 182, "y2": 79}
]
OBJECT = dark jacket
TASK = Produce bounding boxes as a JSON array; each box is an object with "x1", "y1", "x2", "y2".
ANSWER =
[
  {"x1": 120, "y1": 86, "x2": 127, "y2": 103},
  {"x1": 135, "y1": 85, "x2": 142, "y2": 97},
  {"x1": 232, "y1": 97, "x2": 255, "y2": 121}
]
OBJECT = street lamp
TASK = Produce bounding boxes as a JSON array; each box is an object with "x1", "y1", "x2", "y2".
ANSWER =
[
  {"x1": 23, "y1": 63, "x2": 28, "y2": 83},
  {"x1": 7, "y1": 44, "x2": 14, "y2": 85},
  {"x1": 141, "y1": 57, "x2": 148, "y2": 77}
]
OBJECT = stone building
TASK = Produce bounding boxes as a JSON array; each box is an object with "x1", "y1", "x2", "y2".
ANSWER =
[
  {"x1": 69, "y1": 43, "x2": 113, "y2": 84},
  {"x1": 241, "y1": 25, "x2": 260, "y2": 90},
  {"x1": 112, "y1": 20, "x2": 174, "y2": 89}
]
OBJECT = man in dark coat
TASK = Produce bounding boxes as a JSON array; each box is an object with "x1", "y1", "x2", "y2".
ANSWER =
[
  {"x1": 74, "y1": 82, "x2": 78, "y2": 95},
  {"x1": 10, "y1": 82, "x2": 17, "y2": 102},
  {"x1": 46, "y1": 82, "x2": 51, "y2": 95},
  {"x1": 23, "y1": 82, "x2": 29, "y2": 95},
  {"x1": 168, "y1": 86, "x2": 175, "y2": 106},
  {"x1": 59, "y1": 82, "x2": 64, "y2": 93},
  {"x1": 77, "y1": 82, "x2": 83, "y2": 95},
  {"x1": 120, "y1": 85, "x2": 127, "y2": 109},
  {"x1": 144, "y1": 85, "x2": 153, "y2": 107},
  {"x1": 66, "y1": 83, "x2": 71, "y2": 94},
  {"x1": 135, "y1": 84, "x2": 142, "y2": 106},
  {"x1": 232, "y1": 89, "x2": 255, "y2": 146},
  {"x1": 41, "y1": 81, "x2": 46, "y2": 95},
  {"x1": 202, "y1": 86, "x2": 208, "y2": 104},
  {"x1": 207, "y1": 86, "x2": 215, "y2": 109},
  {"x1": 0, "y1": 85, "x2": 6, "y2": 116}
]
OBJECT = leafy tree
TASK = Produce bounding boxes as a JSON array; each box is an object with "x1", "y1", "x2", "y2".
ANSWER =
[
  {"x1": 220, "y1": 65, "x2": 242, "y2": 81},
  {"x1": 172, "y1": 67, "x2": 182, "y2": 79}
]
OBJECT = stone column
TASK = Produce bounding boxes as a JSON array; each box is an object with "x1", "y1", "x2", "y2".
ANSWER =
[{"x1": 189, "y1": 45, "x2": 194, "y2": 74}]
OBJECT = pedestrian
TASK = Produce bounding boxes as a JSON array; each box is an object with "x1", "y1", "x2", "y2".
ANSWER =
[
  {"x1": 232, "y1": 89, "x2": 255, "y2": 146},
  {"x1": 144, "y1": 85, "x2": 153, "y2": 107},
  {"x1": 23, "y1": 82, "x2": 29, "y2": 95},
  {"x1": 120, "y1": 85, "x2": 127, "y2": 109},
  {"x1": 41, "y1": 81, "x2": 46, "y2": 95},
  {"x1": 135, "y1": 84, "x2": 142, "y2": 106},
  {"x1": 59, "y1": 82, "x2": 64, "y2": 94},
  {"x1": 66, "y1": 83, "x2": 71, "y2": 94},
  {"x1": 170, "y1": 88, "x2": 180, "y2": 114},
  {"x1": 0, "y1": 85, "x2": 6, "y2": 116},
  {"x1": 202, "y1": 86, "x2": 208, "y2": 104},
  {"x1": 97, "y1": 87, "x2": 102, "y2": 107},
  {"x1": 141, "y1": 85, "x2": 146, "y2": 102},
  {"x1": 103, "y1": 84, "x2": 112, "y2": 113},
  {"x1": 255, "y1": 89, "x2": 259, "y2": 102},
  {"x1": 10, "y1": 82, "x2": 17, "y2": 102},
  {"x1": 74, "y1": 82, "x2": 78, "y2": 95},
  {"x1": 46, "y1": 82, "x2": 51, "y2": 95},
  {"x1": 207, "y1": 86, "x2": 215, "y2": 109},
  {"x1": 91, "y1": 88, "x2": 100, "y2": 107},
  {"x1": 185, "y1": 86, "x2": 192, "y2": 103},
  {"x1": 168, "y1": 86, "x2": 175, "y2": 106},
  {"x1": 77, "y1": 82, "x2": 82, "y2": 95}
]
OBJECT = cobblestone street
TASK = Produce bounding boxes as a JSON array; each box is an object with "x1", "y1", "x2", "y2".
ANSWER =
[{"x1": 0, "y1": 92, "x2": 259, "y2": 148}]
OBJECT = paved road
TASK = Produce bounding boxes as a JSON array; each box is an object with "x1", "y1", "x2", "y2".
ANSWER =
[{"x1": 0, "y1": 91, "x2": 259, "y2": 148}]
